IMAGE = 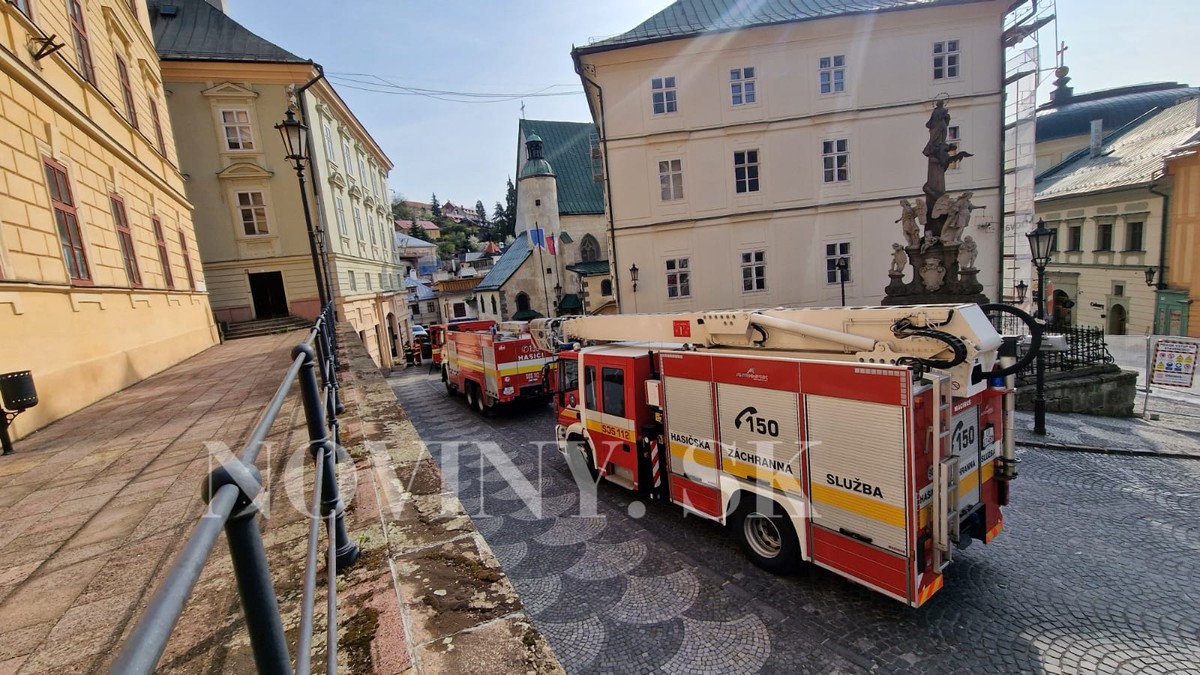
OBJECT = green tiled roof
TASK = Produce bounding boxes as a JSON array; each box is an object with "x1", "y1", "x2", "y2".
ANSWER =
[
  {"x1": 512, "y1": 309, "x2": 545, "y2": 320},
  {"x1": 559, "y1": 294, "x2": 583, "y2": 310},
  {"x1": 151, "y1": 0, "x2": 307, "y2": 63},
  {"x1": 577, "y1": 0, "x2": 989, "y2": 53},
  {"x1": 518, "y1": 120, "x2": 605, "y2": 215},
  {"x1": 566, "y1": 259, "x2": 610, "y2": 276},
  {"x1": 476, "y1": 233, "x2": 532, "y2": 291}
]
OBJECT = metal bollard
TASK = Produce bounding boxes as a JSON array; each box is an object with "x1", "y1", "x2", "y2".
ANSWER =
[{"x1": 293, "y1": 344, "x2": 360, "y2": 570}]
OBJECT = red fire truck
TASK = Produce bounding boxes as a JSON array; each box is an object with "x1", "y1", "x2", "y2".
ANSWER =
[
  {"x1": 443, "y1": 321, "x2": 558, "y2": 414},
  {"x1": 430, "y1": 319, "x2": 497, "y2": 366},
  {"x1": 531, "y1": 304, "x2": 1036, "y2": 607}
]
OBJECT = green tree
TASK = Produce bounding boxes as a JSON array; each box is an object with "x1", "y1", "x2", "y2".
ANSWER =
[
  {"x1": 430, "y1": 193, "x2": 443, "y2": 224},
  {"x1": 502, "y1": 178, "x2": 517, "y2": 237},
  {"x1": 391, "y1": 194, "x2": 414, "y2": 222},
  {"x1": 474, "y1": 200, "x2": 487, "y2": 225},
  {"x1": 407, "y1": 217, "x2": 430, "y2": 242}
]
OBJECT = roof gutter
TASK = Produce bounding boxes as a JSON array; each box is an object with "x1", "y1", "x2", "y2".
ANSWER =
[
  {"x1": 572, "y1": 48, "x2": 622, "y2": 313},
  {"x1": 1148, "y1": 172, "x2": 1170, "y2": 305}
]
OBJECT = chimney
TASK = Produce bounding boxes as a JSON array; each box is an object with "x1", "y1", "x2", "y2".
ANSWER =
[
  {"x1": 205, "y1": 0, "x2": 226, "y2": 12},
  {"x1": 1089, "y1": 119, "x2": 1103, "y2": 157}
]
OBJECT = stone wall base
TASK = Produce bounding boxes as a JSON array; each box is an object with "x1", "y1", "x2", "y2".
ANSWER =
[{"x1": 1015, "y1": 364, "x2": 1138, "y2": 417}]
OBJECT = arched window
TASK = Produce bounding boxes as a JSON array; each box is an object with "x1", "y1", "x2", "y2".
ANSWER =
[
  {"x1": 516, "y1": 292, "x2": 531, "y2": 312},
  {"x1": 601, "y1": 279, "x2": 613, "y2": 296},
  {"x1": 579, "y1": 234, "x2": 601, "y2": 262},
  {"x1": 491, "y1": 296, "x2": 498, "y2": 314}
]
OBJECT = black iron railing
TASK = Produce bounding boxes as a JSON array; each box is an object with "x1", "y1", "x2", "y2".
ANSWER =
[
  {"x1": 988, "y1": 314, "x2": 1116, "y2": 383},
  {"x1": 111, "y1": 304, "x2": 358, "y2": 675}
]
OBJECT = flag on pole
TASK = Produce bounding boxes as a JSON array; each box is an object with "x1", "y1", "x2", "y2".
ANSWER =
[
  {"x1": 529, "y1": 226, "x2": 546, "y2": 249},
  {"x1": 546, "y1": 232, "x2": 557, "y2": 256}
]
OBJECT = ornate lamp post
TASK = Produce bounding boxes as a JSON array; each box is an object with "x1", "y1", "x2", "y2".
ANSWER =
[
  {"x1": 1027, "y1": 218, "x2": 1057, "y2": 436},
  {"x1": 275, "y1": 109, "x2": 329, "y2": 310}
]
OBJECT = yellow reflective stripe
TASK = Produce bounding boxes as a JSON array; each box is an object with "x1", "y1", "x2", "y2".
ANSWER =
[
  {"x1": 916, "y1": 574, "x2": 944, "y2": 605},
  {"x1": 585, "y1": 418, "x2": 635, "y2": 442},
  {"x1": 669, "y1": 440, "x2": 717, "y2": 468},
  {"x1": 498, "y1": 361, "x2": 550, "y2": 376},
  {"x1": 810, "y1": 483, "x2": 906, "y2": 529},
  {"x1": 958, "y1": 469, "x2": 979, "y2": 499},
  {"x1": 723, "y1": 456, "x2": 802, "y2": 493},
  {"x1": 980, "y1": 460, "x2": 994, "y2": 484}
]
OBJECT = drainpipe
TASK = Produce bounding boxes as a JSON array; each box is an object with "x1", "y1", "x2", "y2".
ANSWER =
[
  {"x1": 1148, "y1": 172, "x2": 1170, "y2": 334},
  {"x1": 294, "y1": 63, "x2": 338, "y2": 316},
  {"x1": 572, "y1": 50, "x2": 622, "y2": 313}
]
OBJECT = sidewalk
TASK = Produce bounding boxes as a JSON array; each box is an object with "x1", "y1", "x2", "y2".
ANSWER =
[{"x1": 0, "y1": 331, "x2": 304, "y2": 673}]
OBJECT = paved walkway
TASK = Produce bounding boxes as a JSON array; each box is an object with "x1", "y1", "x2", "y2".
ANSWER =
[{"x1": 0, "y1": 331, "x2": 303, "y2": 674}]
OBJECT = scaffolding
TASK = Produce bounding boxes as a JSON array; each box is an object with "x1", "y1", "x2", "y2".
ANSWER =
[{"x1": 1001, "y1": 0, "x2": 1057, "y2": 307}]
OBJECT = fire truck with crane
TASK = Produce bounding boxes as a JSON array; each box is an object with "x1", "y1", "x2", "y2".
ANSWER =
[
  {"x1": 443, "y1": 320, "x2": 558, "y2": 415},
  {"x1": 531, "y1": 303, "x2": 1038, "y2": 607}
]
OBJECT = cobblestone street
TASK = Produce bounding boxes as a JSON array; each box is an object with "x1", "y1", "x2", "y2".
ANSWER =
[{"x1": 390, "y1": 367, "x2": 1200, "y2": 674}]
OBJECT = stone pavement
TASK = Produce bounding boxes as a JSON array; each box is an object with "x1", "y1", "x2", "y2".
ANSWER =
[
  {"x1": 0, "y1": 325, "x2": 560, "y2": 674},
  {"x1": 0, "y1": 331, "x2": 302, "y2": 673}
]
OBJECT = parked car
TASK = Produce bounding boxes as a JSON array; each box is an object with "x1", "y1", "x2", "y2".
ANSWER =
[{"x1": 412, "y1": 324, "x2": 428, "y2": 339}]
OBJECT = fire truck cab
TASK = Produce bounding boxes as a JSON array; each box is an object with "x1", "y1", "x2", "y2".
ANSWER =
[{"x1": 534, "y1": 304, "x2": 1031, "y2": 607}]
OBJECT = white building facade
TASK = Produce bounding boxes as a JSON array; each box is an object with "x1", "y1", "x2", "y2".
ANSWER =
[{"x1": 574, "y1": 0, "x2": 1013, "y2": 313}]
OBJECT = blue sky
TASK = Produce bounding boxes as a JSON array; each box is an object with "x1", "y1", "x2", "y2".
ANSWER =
[{"x1": 225, "y1": 0, "x2": 1200, "y2": 213}]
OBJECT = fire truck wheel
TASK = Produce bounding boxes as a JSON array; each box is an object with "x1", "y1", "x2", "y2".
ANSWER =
[
  {"x1": 565, "y1": 435, "x2": 600, "y2": 482},
  {"x1": 443, "y1": 368, "x2": 455, "y2": 395},
  {"x1": 475, "y1": 387, "x2": 493, "y2": 416},
  {"x1": 732, "y1": 498, "x2": 800, "y2": 573},
  {"x1": 464, "y1": 382, "x2": 478, "y2": 409}
]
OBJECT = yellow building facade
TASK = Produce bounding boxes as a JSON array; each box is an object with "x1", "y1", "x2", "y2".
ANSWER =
[
  {"x1": 1163, "y1": 139, "x2": 1200, "y2": 336},
  {"x1": 0, "y1": 0, "x2": 217, "y2": 439},
  {"x1": 153, "y1": 0, "x2": 408, "y2": 368}
]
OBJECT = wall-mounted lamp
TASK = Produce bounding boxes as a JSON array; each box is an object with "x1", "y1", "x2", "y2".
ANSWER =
[
  {"x1": 30, "y1": 35, "x2": 66, "y2": 61},
  {"x1": 1015, "y1": 280, "x2": 1028, "y2": 303},
  {"x1": 1144, "y1": 266, "x2": 1157, "y2": 287},
  {"x1": 629, "y1": 264, "x2": 639, "y2": 292}
]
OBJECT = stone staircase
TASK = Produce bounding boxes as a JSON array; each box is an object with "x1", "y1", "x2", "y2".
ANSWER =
[{"x1": 222, "y1": 315, "x2": 313, "y2": 340}]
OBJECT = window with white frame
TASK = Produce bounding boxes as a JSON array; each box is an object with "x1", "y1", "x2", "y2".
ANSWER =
[
  {"x1": 335, "y1": 196, "x2": 348, "y2": 236},
  {"x1": 947, "y1": 125, "x2": 962, "y2": 169},
  {"x1": 933, "y1": 40, "x2": 960, "y2": 79},
  {"x1": 349, "y1": 270, "x2": 357, "y2": 291},
  {"x1": 741, "y1": 250, "x2": 766, "y2": 292},
  {"x1": 342, "y1": 141, "x2": 354, "y2": 176},
  {"x1": 665, "y1": 257, "x2": 690, "y2": 298},
  {"x1": 658, "y1": 159, "x2": 683, "y2": 201},
  {"x1": 825, "y1": 242, "x2": 851, "y2": 284},
  {"x1": 353, "y1": 205, "x2": 363, "y2": 239},
  {"x1": 734, "y1": 150, "x2": 759, "y2": 193},
  {"x1": 378, "y1": 272, "x2": 384, "y2": 289},
  {"x1": 730, "y1": 67, "x2": 756, "y2": 105},
  {"x1": 365, "y1": 273, "x2": 372, "y2": 290},
  {"x1": 822, "y1": 139, "x2": 849, "y2": 183},
  {"x1": 368, "y1": 213, "x2": 376, "y2": 245},
  {"x1": 651, "y1": 76, "x2": 677, "y2": 115},
  {"x1": 220, "y1": 110, "x2": 254, "y2": 151},
  {"x1": 358, "y1": 154, "x2": 367, "y2": 182},
  {"x1": 322, "y1": 123, "x2": 336, "y2": 159},
  {"x1": 819, "y1": 55, "x2": 846, "y2": 94},
  {"x1": 236, "y1": 191, "x2": 268, "y2": 235}
]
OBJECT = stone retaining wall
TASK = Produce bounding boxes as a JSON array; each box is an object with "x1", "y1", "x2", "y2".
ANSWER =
[{"x1": 1015, "y1": 364, "x2": 1138, "y2": 417}]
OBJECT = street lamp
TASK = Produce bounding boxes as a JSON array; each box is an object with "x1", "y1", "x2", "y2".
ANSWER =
[
  {"x1": 1015, "y1": 280, "x2": 1029, "y2": 303},
  {"x1": 1144, "y1": 266, "x2": 1158, "y2": 287},
  {"x1": 835, "y1": 257, "x2": 849, "y2": 306},
  {"x1": 629, "y1": 264, "x2": 639, "y2": 292},
  {"x1": 275, "y1": 108, "x2": 329, "y2": 311},
  {"x1": 553, "y1": 282, "x2": 562, "y2": 316},
  {"x1": 1026, "y1": 218, "x2": 1057, "y2": 436}
]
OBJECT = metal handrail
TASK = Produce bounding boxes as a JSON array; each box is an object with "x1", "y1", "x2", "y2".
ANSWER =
[{"x1": 111, "y1": 304, "x2": 358, "y2": 674}]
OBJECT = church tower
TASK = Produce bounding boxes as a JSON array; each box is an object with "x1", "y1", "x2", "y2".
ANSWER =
[{"x1": 515, "y1": 134, "x2": 560, "y2": 240}]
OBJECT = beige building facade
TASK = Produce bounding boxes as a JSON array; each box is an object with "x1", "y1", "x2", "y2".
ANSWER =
[
  {"x1": 0, "y1": 0, "x2": 217, "y2": 438},
  {"x1": 153, "y1": 0, "x2": 407, "y2": 368},
  {"x1": 574, "y1": 0, "x2": 1012, "y2": 313}
]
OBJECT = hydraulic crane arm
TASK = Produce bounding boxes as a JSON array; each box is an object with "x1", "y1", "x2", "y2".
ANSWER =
[{"x1": 531, "y1": 304, "x2": 1003, "y2": 396}]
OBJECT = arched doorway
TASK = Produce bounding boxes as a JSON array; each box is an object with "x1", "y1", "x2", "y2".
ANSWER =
[
  {"x1": 1108, "y1": 304, "x2": 1127, "y2": 336},
  {"x1": 516, "y1": 292, "x2": 531, "y2": 313},
  {"x1": 1051, "y1": 289, "x2": 1073, "y2": 330},
  {"x1": 386, "y1": 312, "x2": 398, "y2": 358}
]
